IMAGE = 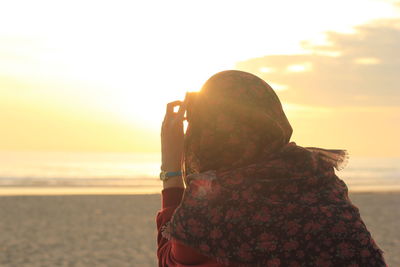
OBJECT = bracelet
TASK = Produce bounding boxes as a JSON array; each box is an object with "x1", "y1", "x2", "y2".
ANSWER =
[{"x1": 159, "y1": 171, "x2": 182, "y2": 181}]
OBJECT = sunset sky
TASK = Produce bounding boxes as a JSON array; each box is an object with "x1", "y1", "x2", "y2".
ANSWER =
[{"x1": 1, "y1": 0, "x2": 399, "y2": 156}]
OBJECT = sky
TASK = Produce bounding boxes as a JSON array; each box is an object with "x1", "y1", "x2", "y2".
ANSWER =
[{"x1": 0, "y1": 0, "x2": 399, "y2": 156}]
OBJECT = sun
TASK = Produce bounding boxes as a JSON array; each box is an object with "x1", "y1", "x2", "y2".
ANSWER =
[{"x1": 91, "y1": 62, "x2": 232, "y2": 131}]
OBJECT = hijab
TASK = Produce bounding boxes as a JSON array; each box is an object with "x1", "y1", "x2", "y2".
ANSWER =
[
  {"x1": 183, "y1": 70, "x2": 293, "y2": 176},
  {"x1": 163, "y1": 70, "x2": 385, "y2": 266}
]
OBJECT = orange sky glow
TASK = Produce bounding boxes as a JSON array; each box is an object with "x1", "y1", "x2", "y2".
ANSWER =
[{"x1": 1, "y1": 0, "x2": 399, "y2": 157}]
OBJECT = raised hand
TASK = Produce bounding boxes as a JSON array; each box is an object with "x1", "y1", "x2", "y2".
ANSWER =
[{"x1": 161, "y1": 98, "x2": 187, "y2": 173}]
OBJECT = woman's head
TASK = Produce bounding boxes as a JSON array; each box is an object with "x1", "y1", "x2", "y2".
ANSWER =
[{"x1": 184, "y1": 70, "x2": 292, "y2": 175}]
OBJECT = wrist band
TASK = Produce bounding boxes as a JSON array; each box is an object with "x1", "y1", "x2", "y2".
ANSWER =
[{"x1": 159, "y1": 171, "x2": 182, "y2": 181}]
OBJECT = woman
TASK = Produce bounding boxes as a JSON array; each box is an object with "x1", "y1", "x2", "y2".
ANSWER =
[{"x1": 157, "y1": 70, "x2": 386, "y2": 266}]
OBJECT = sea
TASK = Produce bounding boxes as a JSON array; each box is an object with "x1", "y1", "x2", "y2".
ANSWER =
[{"x1": 0, "y1": 151, "x2": 399, "y2": 195}]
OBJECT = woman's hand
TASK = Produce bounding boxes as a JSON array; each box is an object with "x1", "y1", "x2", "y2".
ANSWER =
[{"x1": 161, "y1": 99, "x2": 187, "y2": 172}]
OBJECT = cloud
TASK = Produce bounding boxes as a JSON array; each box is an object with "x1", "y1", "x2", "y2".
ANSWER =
[{"x1": 236, "y1": 19, "x2": 400, "y2": 107}]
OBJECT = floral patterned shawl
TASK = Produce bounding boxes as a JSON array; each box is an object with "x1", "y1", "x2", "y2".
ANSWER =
[{"x1": 164, "y1": 70, "x2": 385, "y2": 266}]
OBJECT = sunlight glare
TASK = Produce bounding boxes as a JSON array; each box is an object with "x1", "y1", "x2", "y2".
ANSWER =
[
  {"x1": 282, "y1": 103, "x2": 333, "y2": 118},
  {"x1": 269, "y1": 83, "x2": 288, "y2": 92},
  {"x1": 260, "y1": 67, "x2": 274, "y2": 73},
  {"x1": 354, "y1": 57, "x2": 380, "y2": 65},
  {"x1": 286, "y1": 63, "x2": 313, "y2": 72}
]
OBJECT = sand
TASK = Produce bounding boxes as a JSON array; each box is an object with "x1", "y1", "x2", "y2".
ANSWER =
[{"x1": 0, "y1": 192, "x2": 399, "y2": 267}]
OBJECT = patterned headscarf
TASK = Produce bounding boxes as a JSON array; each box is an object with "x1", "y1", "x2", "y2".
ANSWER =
[
  {"x1": 183, "y1": 70, "x2": 293, "y2": 176},
  {"x1": 164, "y1": 70, "x2": 385, "y2": 266}
]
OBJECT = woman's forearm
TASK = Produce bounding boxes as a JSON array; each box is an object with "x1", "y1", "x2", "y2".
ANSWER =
[
  {"x1": 160, "y1": 98, "x2": 188, "y2": 190},
  {"x1": 163, "y1": 175, "x2": 184, "y2": 189}
]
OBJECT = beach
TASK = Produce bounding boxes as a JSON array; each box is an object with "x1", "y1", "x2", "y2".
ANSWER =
[{"x1": 0, "y1": 192, "x2": 399, "y2": 267}]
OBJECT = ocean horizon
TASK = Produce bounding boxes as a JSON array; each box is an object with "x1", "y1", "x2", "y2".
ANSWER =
[{"x1": 0, "y1": 151, "x2": 399, "y2": 195}]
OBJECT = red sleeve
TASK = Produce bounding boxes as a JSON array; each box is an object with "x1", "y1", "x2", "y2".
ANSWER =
[{"x1": 156, "y1": 187, "x2": 213, "y2": 267}]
